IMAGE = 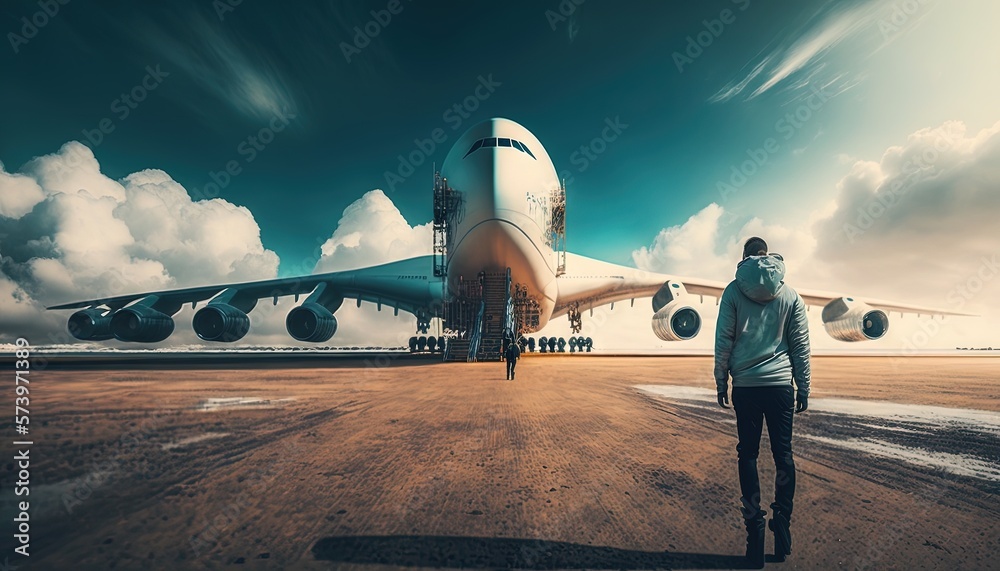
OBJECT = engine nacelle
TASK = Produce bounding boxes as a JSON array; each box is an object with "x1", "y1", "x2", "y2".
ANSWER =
[
  {"x1": 68, "y1": 308, "x2": 114, "y2": 341},
  {"x1": 651, "y1": 280, "x2": 702, "y2": 341},
  {"x1": 286, "y1": 302, "x2": 338, "y2": 342},
  {"x1": 822, "y1": 297, "x2": 889, "y2": 341},
  {"x1": 652, "y1": 300, "x2": 702, "y2": 341},
  {"x1": 193, "y1": 303, "x2": 251, "y2": 342},
  {"x1": 111, "y1": 305, "x2": 175, "y2": 342}
]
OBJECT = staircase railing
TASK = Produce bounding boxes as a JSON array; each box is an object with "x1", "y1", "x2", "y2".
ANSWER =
[
  {"x1": 467, "y1": 301, "x2": 485, "y2": 362},
  {"x1": 502, "y1": 267, "x2": 517, "y2": 347},
  {"x1": 443, "y1": 335, "x2": 454, "y2": 361},
  {"x1": 504, "y1": 296, "x2": 515, "y2": 342}
]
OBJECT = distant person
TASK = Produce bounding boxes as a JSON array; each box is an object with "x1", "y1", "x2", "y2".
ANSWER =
[
  {"x1": 714, "y1": 236, "x2": 810, "y2": 568},
  {"x1": 504, "y1": 339, "x2": 521, "y2": 380}
]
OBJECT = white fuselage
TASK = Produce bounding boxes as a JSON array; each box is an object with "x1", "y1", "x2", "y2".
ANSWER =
[{"x1": 440, "y1": 118, "x2": 561, "y2": 331}]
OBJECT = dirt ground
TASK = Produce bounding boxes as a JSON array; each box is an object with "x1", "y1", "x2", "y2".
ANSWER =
[{"x1": 2, "y1": 355, "x2": 998, "y2": 570}]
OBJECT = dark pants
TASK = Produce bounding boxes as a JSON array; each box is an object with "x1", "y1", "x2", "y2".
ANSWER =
[
  {"x1": 733, "y1": 385, "x2": 796, "y2": 520},
  {"x1": 506, "y1": 359, "x2": 516, "y2": 379}
]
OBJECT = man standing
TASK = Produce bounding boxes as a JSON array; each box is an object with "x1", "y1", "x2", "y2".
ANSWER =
[
  {"x1": 714, "y1": 237, "x2": 810, "y2": 568},
  {"x1": 504, "y1": 338, "x2": 521, "y2": 380}
]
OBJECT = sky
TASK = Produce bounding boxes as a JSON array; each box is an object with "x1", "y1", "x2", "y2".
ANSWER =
[{"x1": 1, "y1": 0, "x2": 999, "y2": 350}]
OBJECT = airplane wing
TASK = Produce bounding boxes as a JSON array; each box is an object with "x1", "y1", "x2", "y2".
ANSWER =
[
  {"x1": 47, "y1": 256, "x2": 444, "y2": 342},
  {"x1": 552, "y1": 253, "x2": 728, "y2": 317},
  {"x1": 554, "y1": 252, "x2": 974, "y2": 342}
]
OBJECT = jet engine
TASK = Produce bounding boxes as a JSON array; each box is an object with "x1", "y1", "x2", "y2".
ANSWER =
[
  {"x1": 651, "y1": 280, "x2": 701, "y2": 341},
  {"x1": 822, "y1": 297, "x2": 889, "y2": 341},
  {"x1": 193, "y1": 303, "x2": 251, "y2": 342},
  {"x1": 111, "y1": 304, "x2": 175, "y2": 342},
  {"x1": 193, "y1": 288, "x2": 257, "y2": 342},
  {"x1": 286, "y1": 302, "x2": 338, "y2": 342},
  {"x1": 652, "y1": 301, "x2": 702, "y2": 341},
  {"x1": 68, "y1": 307, "x2": 114, "y2": 341},
  {"x1": 286, "y1": 283, "x2": 344, "y2": 343}
]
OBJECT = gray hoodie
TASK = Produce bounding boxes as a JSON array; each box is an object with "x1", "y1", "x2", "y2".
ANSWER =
[{"x1": 714, "y1": 254, "x2": 811, "y2": 395}]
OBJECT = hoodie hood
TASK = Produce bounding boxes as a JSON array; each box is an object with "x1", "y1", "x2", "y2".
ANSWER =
[{"x1": 736, "y1": 254, "x2": 786, "y2": 303}]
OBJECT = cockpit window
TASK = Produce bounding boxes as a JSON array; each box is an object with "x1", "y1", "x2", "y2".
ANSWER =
[
  {"x1": 463, "y1": 138, "x2": 484, "y2": 158},
  {"x1": 461, "y1": 137, "x2": 536, "y2": 160}
]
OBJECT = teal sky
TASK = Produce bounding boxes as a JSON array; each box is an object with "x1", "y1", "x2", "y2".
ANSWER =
[{"x1": 2, "y1": 0, "x2": 998, "y2": 272}]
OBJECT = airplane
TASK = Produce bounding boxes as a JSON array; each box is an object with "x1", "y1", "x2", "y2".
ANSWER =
[{"x1": 48, "y1": 118, "x2": 972, "y2": 357}]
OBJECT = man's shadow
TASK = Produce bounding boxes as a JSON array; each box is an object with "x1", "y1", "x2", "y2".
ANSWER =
[{"x1": 312, "y1": 534, "x2": 748, "y2": 569}]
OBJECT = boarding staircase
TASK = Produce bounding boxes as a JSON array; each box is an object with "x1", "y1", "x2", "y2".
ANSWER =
[
  {"x1": 476, "y1": 271, "x2": 510, "y2": 361},
  {"x1": 442, "y1": 269, "x2": 514, "y2": 362}
]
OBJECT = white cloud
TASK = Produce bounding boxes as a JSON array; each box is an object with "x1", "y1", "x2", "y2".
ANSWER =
[
  {"x1": 814, "y1": 120, "x2": 1000, "y2": 305},
  {"x1": 314, "y1": 189, "x2": 432, "y2": 273},
  {"x1": 21, "y1": 141, "x2": 126, "y2": 201},
  {"x1": 303, "y1": 189, "x2": 433, "y2": 346},
  {"x1": 0, "y1": 267, "x2": 63, "y2": 343},
  {"x1": 118, "y1": 169, "x2": 279, "y2": 285},
  {"x1": 0, "y1": 142, "x2": 279, "y2": 343},
  {"x1": 0, "y1": 149, "x2": 432, "y2": 348},
  {"x1": 619, "y1": 119, "x2": 1000, "y2": 350},
  {"x1": 0, "y1": 161, "x2": 46, "y2": 218},
  {"x1": 631, "y1": 203, "x2": 733, "y2": 280}
]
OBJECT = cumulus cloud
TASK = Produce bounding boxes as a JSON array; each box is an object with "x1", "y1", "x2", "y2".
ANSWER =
[
  {"x1": 314, "y1": 189, "x2": 432, "y2": 273},
  {"x1": 0, "y1": 146, "x2": 432, "y2": 348},
  {"x1": 0, "y1": 162, "x2": 46, "y2": 218},
  {"x1": 622, "y1": 119, "x2": 1000, "y2": 350},
  {"x1": 815, "y1": 120, "x2": 1000, "y2": 276},
  {"x1": 0, "y1": 142, "x2": 279, "y2": 343},
  {"x1": 631, "y1": 202, "x2": 822, "y2": 285},
  {"x1": 298, "y1": 189, "x2": 433, "y2": 346},
  {"x1": 233, "y1": 190, "x2": 434, "y2": 348}
]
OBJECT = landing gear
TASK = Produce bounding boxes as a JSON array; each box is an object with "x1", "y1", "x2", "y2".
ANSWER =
[
  {"x1": 568, "y1": 302, "x2": 582, "y2": 334},
  {"x1": 416, "y1": 311, "x2": 431, "y2": 334}
]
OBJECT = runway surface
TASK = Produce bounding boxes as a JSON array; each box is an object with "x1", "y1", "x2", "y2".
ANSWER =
[{"x1": 2, "y1": 356, "x2": 998, "y2": 570}]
